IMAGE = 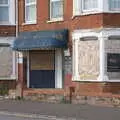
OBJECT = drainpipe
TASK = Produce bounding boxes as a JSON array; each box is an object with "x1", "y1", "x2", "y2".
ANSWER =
[
  {"x1": 16, "y1": 0, "x2": 18, "y2": 37},
  {"x1": 15, "y1": 0, "x2": 18, "y2": 81},
  {"x1": 16, "y1": 0, "x2": 23, "y2": 98}
]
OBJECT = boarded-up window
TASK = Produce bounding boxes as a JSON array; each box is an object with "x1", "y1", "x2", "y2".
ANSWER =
[
  {"x1": 0, "y1": 45, "x2": 13, "y2": 77},
  {"x1": 30, "y1": 51, "x2": 55, "y2": 70},
  {"x1": 78, "y1": 39, "x2": 99, "y2": 80}
]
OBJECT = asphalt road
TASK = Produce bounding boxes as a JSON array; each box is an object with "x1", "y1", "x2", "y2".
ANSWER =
[
  {"x1": 0, "y1": 114, "x2": 76, "y2": 120},
  {"x1": 0, "y1": 100, "x2": 120, "y2": 120},
  {"x1": 0, "y1": 115, "x2": 46, "y2": 120},
  {"x1": 0, "y1": 115, "x2": 36, "y2": 120}
]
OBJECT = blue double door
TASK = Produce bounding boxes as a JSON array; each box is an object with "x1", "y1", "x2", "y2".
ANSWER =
[{"x1": 29, "y1": 50, "x2": 55, "y2": 88}]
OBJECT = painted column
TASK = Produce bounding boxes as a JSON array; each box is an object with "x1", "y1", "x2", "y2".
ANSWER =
[
  {"x1": 27, "y1": 51, "x2": 30, "y2": 88},
  {"x1": 16, "y1": 52, "x2": 24, "y2": 97},
  {"x1": 55, "y1": 49, "x2": 62, "y2": 88},
  {"x1": 11, "y1": 51, "x2": 16, "y2": 79},
  {"x1": 98, "y1": 36, "x2": 108, "y2": 81},
  {"x1": 72, "y1": 38, "x2": 79, "y2": 81}
]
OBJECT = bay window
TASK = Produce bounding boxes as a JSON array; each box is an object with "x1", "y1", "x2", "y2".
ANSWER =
[
  {"x1": 50, "y1": 0, "x2": 63, "y2": 21},
  {"x1": 25, "y1": 0, "x2": 37, "y2": 23}
]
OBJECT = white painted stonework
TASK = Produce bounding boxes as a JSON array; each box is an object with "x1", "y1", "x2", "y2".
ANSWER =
[
  {"x1": 55, "y1": 49, "x2": 63, "y2": 88},
  {"x1": 72, "y1": 28, "x2": 120, "y2": 82}
]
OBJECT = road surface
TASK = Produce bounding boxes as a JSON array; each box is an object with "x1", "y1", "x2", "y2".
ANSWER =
[{"x1": 0, "y1": 100, "x2": 120, "y2": 120}]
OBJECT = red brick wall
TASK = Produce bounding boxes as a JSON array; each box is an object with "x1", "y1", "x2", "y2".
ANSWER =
[
  {"x1": 18, "y1": 0, "x2": 120, "y2": 51},
  {"x1": 0, "y1": 26, "x2": 16, "y2": 36},
  {"x1": 75, "y1": 82, "x2": 120, "y2": 96},
  {"x1": 17, "y1": 63, "x2": 24, "y2": 87},
  {"x1": 18, "y1": 0, "x2": 120, "y2": 32},
  {"x1": 0, "y1": 80, "x2": 16, "y2": 89},
  {"x1": 17, "y1": 0, "x2": 120, "y2": 96},
  {"x1": 103, "y1": 13, "x2": 120, "y2": 27}
]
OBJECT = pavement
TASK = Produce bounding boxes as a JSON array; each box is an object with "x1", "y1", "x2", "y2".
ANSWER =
[{"x1": 0, "y1": 100, "x2": 120, "y2": 120}]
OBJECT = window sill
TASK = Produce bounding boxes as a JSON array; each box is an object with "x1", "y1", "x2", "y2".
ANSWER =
[
  {"x1": 72, "y1": 10, "x2": 120, "y2": 19},
  {"x1": 107, "y1": 11, "x2": 120, "y2": 13},
  {"x1": 47, "y1": 18, "x2": 64, "y2": 23},
  {"x1": 0, "y1": 23, "x2": 16, "y2": 26},
  {"x1": 72, "y1": 11, "x2": 102, "y2": 19},
  {"x1": 72, "y1": 76, "x2": 120, "y2": 82},
  {"x1": 22, "y1": 22, "x2": 37, "y2": 25},
  {"x1": 0, "y1": 77, "x2": 16, "y2": 80}
]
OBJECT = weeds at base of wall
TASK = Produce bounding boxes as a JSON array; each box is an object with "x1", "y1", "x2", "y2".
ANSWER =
[
  {"x1": 15, "y1": 96, "x2": 25, "y2": 101},
  {"x1": 60, "y1": 96, "x2": 72, "y2": 104},
  {"x1": 0, "y1": 84, "x2": 9, "y2": 96}
]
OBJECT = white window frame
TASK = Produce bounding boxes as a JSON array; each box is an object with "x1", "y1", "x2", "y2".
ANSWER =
[
  {"x1": 50, "y1": 0, "x2": 63, "y2": 21},
  {"x1": 0, "y1": 0, "x2": 15, "y2": 25},
  {"x1": 25, "y1": 0, "x2": 37, "y2": 24}
]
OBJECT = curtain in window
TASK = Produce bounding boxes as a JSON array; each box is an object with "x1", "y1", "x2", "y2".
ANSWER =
[
  {"x1": 0, "y1": 46, "x2": 13, "y2": 77},
  {"x1": 109, "y1": 0, "x2": 120, "y2": 10},
  {"x1": 83, "y1": 0, "x2": 97, "y2": 10},
  {"x1": 51, "y1": 0, "x2": 63, "y2": 19}
]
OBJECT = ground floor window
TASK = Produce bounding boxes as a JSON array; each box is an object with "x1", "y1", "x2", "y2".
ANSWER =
[
  {"x1": 105, "y1": 39, "x2": 120, "y2": 80},
  {"x1": 0, "y1": 44, "x2": 13, "y2": 78},
  {"x1": 107, "y1": 53, "x2": 120, "y2": 72}
]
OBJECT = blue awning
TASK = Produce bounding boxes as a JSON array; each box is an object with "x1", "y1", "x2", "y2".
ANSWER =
[{"x1": 12, "y1": 29, "x2": 68, "y2": 51}]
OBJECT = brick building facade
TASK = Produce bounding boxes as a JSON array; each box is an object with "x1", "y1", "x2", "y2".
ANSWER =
[
  {"x1": 11, "y1": 0, "x2": 120, "y2": 101},
  {"x1": 0, "y1": 0, "x2": 16, "y2": 91}
]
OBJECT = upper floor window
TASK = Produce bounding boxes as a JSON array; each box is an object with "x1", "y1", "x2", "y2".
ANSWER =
[
  {"x1": 73, "y1": 0, "x2": 120, "y2": 16},
  {"x1": 73, "y1": 0, "x2": 98, "y2": 16},
  {"x1": 50, "y1": 0, "x2": 63, "y2": 21},
  {"x1": 0, "y1": 0, "x2": 9, "y2": 22},
  {"x1": 0, "y1": 0, "x2": 15, "y2": 25},
  {"x1": 25, "y1": 0, "x2": 36, "y2": 23},
  {"x1": 109, "y1": 0, "x2": 120, "y2": 11},
  {"x1": 83, "y1": 0, "x2": 98, "y2": 11}
]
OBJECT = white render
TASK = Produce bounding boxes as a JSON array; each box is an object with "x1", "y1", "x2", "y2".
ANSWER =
[{"x1": 55, "y1": 49, "x2": 63, "y2": 88}]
